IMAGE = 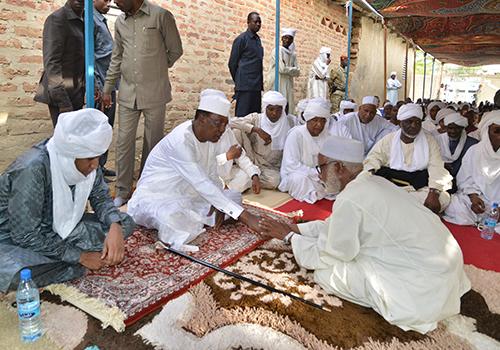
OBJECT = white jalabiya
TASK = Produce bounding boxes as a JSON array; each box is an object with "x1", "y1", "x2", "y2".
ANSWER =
[
  {"x1": 338, "y1": 112, "x2": 397, "y2": 155},
  {"x1": 292, "y1": 171, "x2": 470, "y2": 334},
  {"x1": 389, "y1": 130, "x2": 429, "y2": 171},
  {"x1": 307, "y1": 48, "x2": 331, "y2": 99},
  {"x1": 127, "y1": 121, "x2": 244, "y2": 250},
  {"x1": 386, "y1": 76, "x2": 402, "y2": 105},
  {"x1": 278, "y1": 125, "x2": 330, "y2": 203},
  {"x1": 47, "y1": 109, "x2": 112, "y2": 239},
  {"x1": 260, "y1": 91, "x2": 290, "y2": 151},
  {"x1": 437, "y1": 131, "x2": 467, "y2": 163},
  {"x1": 328, "y1": 119, "x2": 353, "y2": 138}
]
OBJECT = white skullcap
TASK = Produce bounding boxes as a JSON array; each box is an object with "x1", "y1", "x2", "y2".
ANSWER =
[
  {"x1": 303, "y1": 97, "x2": 331, "y2": 121},
  {"x1": 444, "y1": 113, "x2": 468, "y2": 127},
  {"x1": 198, "y1": 89, "x2": 231, "y2": 118},
  {"x1": 262, "y1": 90, "x2": 287, "y2": 107},
  {"x1": 320, "y1": 136, "x2": 364, "y2": 163},
  {"x1": 340, "y1": 100, "x2": 357, "y2": 111},
  {"x1": 390, "y1": 71, "x2": 397, "y2": 76},
  {"x1": 436, "y1": 108, "x2": 455, "y2": 123},
  {"x1": 53, "y1": 109, "x2": 112, "y2": 158},
  {"x1": 281, "y1": 28, "x2": 296, "y2": 37},
  {"x1": 478, "y1": 110, "x2": 500, "y2": 140},
  {"x1": 320, "y1": 46, "x2": 331, "y2": 54},
  {"x1": 361, "y1": 96, "x2": 378, "y2": 106},
  {"x1": 397, "y1": 103, "x2": 423, "y2": 121}
]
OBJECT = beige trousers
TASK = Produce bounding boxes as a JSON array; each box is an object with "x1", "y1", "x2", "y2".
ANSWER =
[{"x1": 115, "y1": 103, "x2": 166, "y2": 198}]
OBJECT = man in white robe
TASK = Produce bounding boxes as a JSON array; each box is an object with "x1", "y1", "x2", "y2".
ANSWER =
[
  {"x1": 444, "y1": 111, "x2": 500, "y2": 225},
  {"x1": 386, "y1": 71, "x2": 402, "y2": 105},
  {"x1": 338, "y1": 96, "x2": 397, "y2": 155},
  {"x1": 127, "y1": 89, "x2": 261, "y2": 250},
  {"x1": 259, "y1": 136, "x2": 470, "y2": 334},
  {"x1": 307, "y1": 47, "x2": 330, "y2": 99},
  {"x1": 364, "y1": 103, "x2": 453, "y2": 214},
  {"x1": 229, "y1": 91, "x2": 295, "y2": 190},
  {"x1": 422, "y1": 101, "x2": 446, "y2": 134},
  {"x1": 265, "y1": 28, "x2": 300, "y2": 114},
  {"x1": 278, "y1": 98, "x2": 332, "y2": 203},
  {"x1": 332, "y1": 100, "x2": 357, "y2": 120}
]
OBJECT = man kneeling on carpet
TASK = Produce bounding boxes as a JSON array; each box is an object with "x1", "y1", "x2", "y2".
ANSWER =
[
  {"x1": 0, "y1": 109, "x2": 135, "y2": 292},
  {"x1": 259, "y1": 135, "x2": 471, "y2": 334}
]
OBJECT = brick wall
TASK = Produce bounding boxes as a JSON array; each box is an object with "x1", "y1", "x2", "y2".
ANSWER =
[{"x1": 0, "y1": 0, "x2": 349, "y2": 170}]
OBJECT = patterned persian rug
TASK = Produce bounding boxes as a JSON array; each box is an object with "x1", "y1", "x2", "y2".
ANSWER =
[
  {"x1": 46, "y1": 205, "x2": 288, "y2": 332},
  {"x1": 137, "y1": 240, "x2": 500, "y2": 350}
]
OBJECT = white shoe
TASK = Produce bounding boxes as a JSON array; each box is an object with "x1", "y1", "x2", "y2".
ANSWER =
[{"x1": 113, "y1": 196, "x2": 128, "y2": 208}]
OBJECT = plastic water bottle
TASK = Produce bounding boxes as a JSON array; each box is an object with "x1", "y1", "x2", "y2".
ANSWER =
[
  {"x1": 16, "y1": 268, "x2": 42, "y2": 343},
  {"x1": 480, "y1": 202, "x2": 499, "y2": 240}
]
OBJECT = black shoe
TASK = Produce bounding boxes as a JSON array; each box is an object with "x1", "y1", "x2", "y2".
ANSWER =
[{"x1": 103, "y1": 168, "x2": 116, "y2": 177}]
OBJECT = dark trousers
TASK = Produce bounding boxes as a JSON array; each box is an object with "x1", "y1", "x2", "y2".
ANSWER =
[
  {"x1": 48, "y1": 100, "x2": 84, "y2": 127},
  {"x1": 235, "y1": 91, "x2": 261, "y2": 117},
  {"x1": 95, "y1": 91, "x2": 117, "y2": 167}
]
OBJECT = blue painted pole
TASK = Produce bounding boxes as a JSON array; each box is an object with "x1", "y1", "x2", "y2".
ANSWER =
[
  {"x1": 273, "y1": 0, "x2": 280, "y2": 91},
  {"x1": 84, "y1": 0, "x2": 94, "y2": 108},
  {"x1": 345, "y1": 0, "x2": 353, "y2": 100},
  {"x1": 429, "y1": 57, "x2": 435, "y2": 100}
]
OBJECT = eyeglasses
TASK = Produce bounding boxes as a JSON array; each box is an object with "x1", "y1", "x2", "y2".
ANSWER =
[{"x1": 316, "y1": 161, "x2": 337, "y2": 174}]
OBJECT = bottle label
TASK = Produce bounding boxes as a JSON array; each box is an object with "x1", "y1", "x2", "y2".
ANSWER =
[
  {"x1": 484, "y1": 218, "x2": 497, "y2": 228},
  {"x1": 17, "y1": 300, "x2": 40, "y2": 319}
]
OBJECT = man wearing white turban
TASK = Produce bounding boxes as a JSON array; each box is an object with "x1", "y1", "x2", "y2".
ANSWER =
[
  {"x1": 422, "y1": 101, "x2": 446, "y2": 134},
  {"x1": 307, "y1": 47, "x2": 331, "y2": 99},
  {"x1": 260, "y1": 135, "x2": 470, "y2": 334},
  {"x1": 127, "y1": 89, "x2": 261, "y2": 251},
  {"x1": 364, "y1": 103, "x2": 453, "y2": 214},
  {"x1": 295, "y1": 98, "x2": 309, "y2": 125},
  {"x1": 333, "y1": 100, "x2": 357, "y2": 120},
  {"x1": 230, "y1": 91, "x2": 296, "y2": 190},
  {"x1": 265, "y1": 28, "x2": 300, "y2": 113},
  {"x1": 386, "y1": 71, "x2": 402, "y2": 105},
  {"x1": 0, "y1": 109, "x2": 135, "y2": 292},
  {"x1": 278, "y1": 98, "x2": 334, "y2": 203},
  {"x1": 338, "y1": 96, "x2": 397, "y2": 155},
  {"x1": 444, "y1": 111, "x2": 500, "y2": 226}
]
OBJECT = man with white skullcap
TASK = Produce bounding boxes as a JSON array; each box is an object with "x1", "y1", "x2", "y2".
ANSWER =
[
  {"x1": 278, "y1": 98, "x2": 335, "y2": 203},
  {"x1": 364, "y1": 103, "x2": 453, "y2": 214},
  {"x1": 230, "y1": 91, "x2": 296, "y2": 189},
  {"x1": 444, "y1": 110, "x2": 500, "y2": 226},
  {"x1": 260, "y1": 135, "x2": 470, "y2": 334},
  {"x1": 0, "y1": 109, "x2": 135, "y2": 292},
  {"x1": 127, "y1": 89, "x2": 261, "y2": 251},
  {"x1": 422, "y1": 101, "x2": 446, "y2": 134},
  {"x1": 436, "y1": 113, "x2": 478, "y2": 189},
  {"x1": 386, "y1": 71, "x2": 402, "y2": 105},
  {"x1": 265, "y1": 28, "x2": 300, "y2": 113},
  {"x1": 307, "y1": 47, "x2": 331, "y2": 99},
  {"x1": 337, "y1": 96, "x2": 397, "y2": 155}
]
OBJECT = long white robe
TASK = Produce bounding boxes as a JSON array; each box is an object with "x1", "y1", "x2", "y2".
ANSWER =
[
  {"x1": 307, "y1": 58, "x2": 329, "y2": 99},
  {"x1": 127, "y1": 121, "x2": 244, "y2": 249},
  {"x1": 292, "y1": 172, "x2": 470, "y2": 333},
  {"x1": 278, "y1": 125, "x2": 329, "y2": 203},
  {"x1": 386, "y1": 78, "x2": 402, "y2": 105},
  {"x1": 338, "y1": 113, "x2": 397, "y2": 155}
]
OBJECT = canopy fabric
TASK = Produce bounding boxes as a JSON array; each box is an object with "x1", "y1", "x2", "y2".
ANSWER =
[{"x1": 368, "y1": 0, "x2": 500, "y2": 66}]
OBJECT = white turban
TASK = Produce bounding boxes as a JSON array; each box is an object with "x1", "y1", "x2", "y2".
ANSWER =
[
  {"x1": 303, "y1": 97, "x2": 331, "y2": 121},
  {"x1": 361, "y1": 96, "x2": 378, "y2": 106},
  {"x1": 390, "y1": 71, "x2": 397, "y2": 76},
  {"x1": 478, "y1": 110, "x2": 500, "y2": 140},
  {"x1": 449, "y1": 103, "x2": 459, "y2": 111},
  {"x1": 444, "y1": 113, "x2": 468, "y2": 128},
  {"x1": 397, "y1": 103, "x2": 423, "y2": 121},
  {"x1": 296, "y1": 99, "x2": 309, "y2": 114},
  {"x1": 436, "y1": 108, "x2": 455, "y2": 123},
  {"x1": 339, "y1": 100, "x2": 357, "y2": 113},
  {"x1": 427, "y1": 101, "x2": 446, "y2": 114},
  {"x1": 281, "y1": 28, "x2": 296, "y2": 37},
  {"x1": 320, "y1": 47, "x2": 331, "y2": 54},
  {"x1": 47, "y1": 108, "x2": 113, "y2": 240},
  {"x1": 320, "y1": 136, "x2": 364, "y2": 163},
  {"x1": 198, "y1": 89, "x2": 231, "y2": 118},
  {"x1": 261, "y1": 91, "x2": 290, "y2": 150},
  {"x1": 262, "y1": 90, "x2": 287, "y2": 108}
]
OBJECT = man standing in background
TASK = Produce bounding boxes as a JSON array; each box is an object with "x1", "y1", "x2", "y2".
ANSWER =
[
  {"x1": 229, "y1": 12, "x2": 264, "y2": 117},
  {"x1": 328, "y1": 55, "x2": 348, "y2": 113},
  {"x1": 386, "y1": 71, "x2": 402, "y2": 105}
]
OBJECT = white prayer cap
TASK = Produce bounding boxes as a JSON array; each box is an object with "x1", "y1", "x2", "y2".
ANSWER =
[
  {"x1": 262, "y1": 90, "x2": 287, "y2": 107},
  {"x1": 397, "y1": 103, "x2": 423, "y2": 121},
  {"x1": 436, "y1": 108, "x2": 455, "y2": 123},
  {"x1": 361, "y1": 96, "x2": 378, "y2": 106},
  {"x1": 340, "y1": 100, "x2": 357, "y2": 111},
  {"x1": 319, "y1": 46, "x2": 331, "y2": 54},
  {"x1": 281, "y1": 28, "x2": 296, "y2": 37},
  {"x1": 198, "y1": 89, "x2": 231, "y2": 118},
  {"x1": 478, "y1": 110, "x2": 500, "y2": 139},
  {"x1": 53, "y1": 108, "x2": 112, "y2": 158},
  {"x1": 303, "y1": 97, "x2": 331, "y2": 121},
  {"x1": 390, "y1": 71, "x2": 397, "y2": 76},
  {"x1": 320, "y1": 136, "x2": 364, "y2": 163},
  {"x1": 444, "y1": 113, "x2": 468, "y2": 127},
  {"x1": 383, "y1": 102, "x2": 392, "y2": 107}
]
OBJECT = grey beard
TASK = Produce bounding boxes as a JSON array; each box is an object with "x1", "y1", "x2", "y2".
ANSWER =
[{"x1": 321, "y1": 171, "x2": 342, "y2": 195}]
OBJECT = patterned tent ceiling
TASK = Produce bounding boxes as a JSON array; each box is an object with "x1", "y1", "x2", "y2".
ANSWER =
[{"x1": 367, "y1": 0, "x2": 500, "y2": 66}]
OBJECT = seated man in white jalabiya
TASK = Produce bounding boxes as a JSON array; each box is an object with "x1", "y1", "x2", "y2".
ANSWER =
[
  {"x1": 444, "y1": 111, "x2": 500, "y2": 226},
  {"x1": 127, "y1": 89, "x2": 261, "y2": 250},
  {"x1": 260, "y1": 136, "x2": 470, "y2": 334},
  {"x1": 422, "y1": 101, "x2": 446, "y2": 134},
  {"x1": 332, "y1": 100, "x2": 357, "y2": 121},
  {"x1": 364, "y1": 103, "x2": 453, "y2": 214},
  {"x1": 279, "y1": 98, "x2": 336, "y2": 203},
  {"x1": 338, "y1": 96, "x2": 397, "y2": 155},
  {"x1": 230, "y1": 91, "x2": 295, "y2": 190}
]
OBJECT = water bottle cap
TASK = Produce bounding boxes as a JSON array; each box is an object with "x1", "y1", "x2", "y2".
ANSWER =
[{"x1": 20, "y1": 268, "x2": 31, "y2": 281}]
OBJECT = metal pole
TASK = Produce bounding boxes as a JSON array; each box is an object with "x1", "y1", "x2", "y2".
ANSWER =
[
  {"x1": 383, "y1": 24, "x2": 387, "y2": 101},
  {"x1": 422, "y1": 52, "x2": 427, "y2": 101},
  {"x1": 84, "y1": 0, "x2": 94, "y2": 108},
  {"x1": 345, "y1": 0, "x2": 353, "y2": 100},
  {"x1": 429, "y1": 57, "x2": 435, "y2": 100},
  {"x1": 273, "y1": 0, "x2": 280, "y2": 91},
  {"x1": 412, "y1": 46, "x2": 416, "y2": 101},
  {"x1": 404, "y1": 41, "x2": 409, "y2": 99}
]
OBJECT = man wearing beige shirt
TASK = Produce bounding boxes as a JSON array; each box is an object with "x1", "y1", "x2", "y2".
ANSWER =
[{"x1": 102, "y1": 0, "x2": 183, "y2": 206}]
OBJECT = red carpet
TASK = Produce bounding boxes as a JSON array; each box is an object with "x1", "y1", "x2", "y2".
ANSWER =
[{"x1": 275, "y1": 199, "x2": 500, "y2": 272}]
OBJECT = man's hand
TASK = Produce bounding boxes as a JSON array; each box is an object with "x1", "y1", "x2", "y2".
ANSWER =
[
  {"x1": 79, "y1": 252, "x2": 106, "y2": 270},
  {"x1": 424, "y1": 190, "x2": 441, "y2": 214},
  {"x1": 101, "y1": 223, "x2": 125, "y2": 266},
  {"x1": 226, "y1": 144, "x2": 242, "y2": 161},
  {"x1": 101, "y1": 93, "x2": 112, "y2": 111},
  {"x1": 94, "y1": 89, "x2": 102, "y2": 105},
  {"x1": 251, "y1": 175, "x2": 261, "y2": 194},
  {"x1": 252, "y1": 127, "x2": 271, "y2": 145},
  {"x1": 258, "y1": 216, "x2": 299, "y2": 240},
  {"x1": 238, "y1": 210, "x2": 261, "y2": 233},
  {"x1": 207, "y1": 206, "x2": 225, "y2": 229},
  {"x1": 469, "y1": 194, "x2": 486, "y2": 215}
]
